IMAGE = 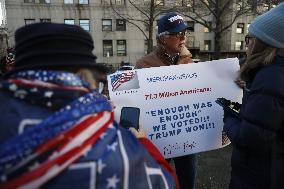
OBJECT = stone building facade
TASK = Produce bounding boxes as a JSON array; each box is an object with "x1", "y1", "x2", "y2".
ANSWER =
[{"x1": 3, "y1": 0, "x2": 256, "y2": 67}]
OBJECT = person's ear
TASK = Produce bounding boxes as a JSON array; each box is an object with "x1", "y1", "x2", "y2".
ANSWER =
[{"x1": 159, "y1": 36, "x2": 166, "y2": 45}]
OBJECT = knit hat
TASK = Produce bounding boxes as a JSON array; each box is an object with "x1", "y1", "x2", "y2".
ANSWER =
[
  {"x1": 248, "y1": 3, "x2": 284, "y2": 49},
  {"x1": 7, "y1": 22, "x2": 107, "y2": 75},
  {"x1": 158, "y1": 12, "x2": 191, "y2": 35}
]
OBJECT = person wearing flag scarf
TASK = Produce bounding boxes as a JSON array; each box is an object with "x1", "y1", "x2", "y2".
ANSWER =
[{"x1": 0, "y1": 23, "x2": 179, "y2": 189}]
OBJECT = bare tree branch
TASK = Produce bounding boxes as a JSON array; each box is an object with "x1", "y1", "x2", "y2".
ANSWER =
[
  {"x1": 128, "y1": 0, "x2": 150, "y2": 20},
  {"x1": 110, "y1": 1, "x2": 148, "y2": 39}
]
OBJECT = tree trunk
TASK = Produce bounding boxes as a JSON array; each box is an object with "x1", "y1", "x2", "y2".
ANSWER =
[
  {"x1": 214, "y1": 32, "x2": 222, "y2": 60},
  {"x1": 147, "y1": 38, "x2": 153, "y2": 54},
  {"x1": 147, "y1": 0, "x2": 155, "y2": 54}
]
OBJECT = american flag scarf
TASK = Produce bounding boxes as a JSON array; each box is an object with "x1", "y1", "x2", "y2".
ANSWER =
[{"x1": 0, "y1": 70, "x2": 113, "y2": 189}]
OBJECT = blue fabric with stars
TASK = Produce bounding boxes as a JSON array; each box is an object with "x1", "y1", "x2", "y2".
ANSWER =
[
  {"x1": 0, "y1": 70, "x2": 91, "y2": 110},
  {"x1": 0, "y1": 70, "x2": 177, "y2": 189}
]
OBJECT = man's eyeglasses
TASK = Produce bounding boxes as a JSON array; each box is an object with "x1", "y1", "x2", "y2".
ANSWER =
[
  {"x1": 163, "y1": 31, "x2": 188, "y2": 38},
  {"x1": 245, "y1": 35, "x2": 254, "y2": 45}
]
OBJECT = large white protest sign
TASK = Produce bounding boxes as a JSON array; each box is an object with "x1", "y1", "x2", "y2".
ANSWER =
[{"x1": 108, "y1": 58, "x2": 242, "y2": 158}]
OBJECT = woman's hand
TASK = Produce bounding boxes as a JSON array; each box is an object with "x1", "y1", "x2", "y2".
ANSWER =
[
  {"x1": 129, "y1": 127, "x2": 147, "y2": 139},
  {"x1": 235, "y1": 78, "x2": 246, "y2": 89}
]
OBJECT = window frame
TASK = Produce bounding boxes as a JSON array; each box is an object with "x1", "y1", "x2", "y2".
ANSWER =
[
  {"x1": 103, "y1": 40, "x2": 113, "y2": 57},
  {"x1": 79, "y1": 19, "x2": 90, "y2": 31},
  {"x1": 117, "y1": 40, "x2": 127, "y2": 56},
  {"x1": 39, "y1": 0, "x2": 51, "y2": 3},
  {"x1": 24, "y1": 19, "x2": 36, "y2": 25},
  {"x1": 24, "y1": 0, "x2": 35, "y2": 3},
  {"x1": 79, "y1": 0, "x2": 89, "y2": 4},
  {"x1": 235, "y1": 41, "x2": 244, "y2": 50},
  {"x1": 64, "y1": 0, "x2": 74, "y2": 4},
  {"x1": 186, "y1": 21, "x2": 194, "y2": 32},
  {"x1": 40, "y1": 18, "x2": 51, "y2": 22},
  {"x1": 64, "y1": 19, "x2": 75, "y2": 25},
  {"x1": 236, "y1": 23, "x2": 245, "y2": 34},
  {"x1": 116, "y1": 19, "x2": 126, "y2": 31},
  {"x1": 102, "y1": 19, "x2": 112, "y2": 31},
  {"x1": 204, "y1": 40, "x2": 211, "y2": 51}
]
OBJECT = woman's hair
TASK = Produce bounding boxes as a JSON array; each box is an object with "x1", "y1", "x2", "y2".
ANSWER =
[{"x1": 240, "y1": 38, "x2": 278, "y2": 82}]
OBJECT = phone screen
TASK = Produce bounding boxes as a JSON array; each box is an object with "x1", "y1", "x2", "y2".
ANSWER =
[{"x1": 120, "y1": 107, "x2": 140, "y2": 130}]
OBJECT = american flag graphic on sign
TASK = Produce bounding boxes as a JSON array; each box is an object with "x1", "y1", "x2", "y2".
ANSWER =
[{"x1": 110, "y1": 71, "x2": 140, "y2": 91}]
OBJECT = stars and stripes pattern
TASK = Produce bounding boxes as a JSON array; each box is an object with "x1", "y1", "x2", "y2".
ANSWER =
[
  {"x1": 0, "y1": 70, "x2": 91, "y2": 110},
  {"x1": 110, "y1": 72, "x2": 135, "y2": 91},
  {"x1": 0, "y1": 70, "x2": 176, "y2": 189}
]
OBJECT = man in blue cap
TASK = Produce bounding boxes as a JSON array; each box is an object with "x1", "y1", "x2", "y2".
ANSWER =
[
  {"x1": 136, "y1": 12, "x2": 193, "y2": 68},
  {"x1": 136, "y1": 12, "x2": 196, "y2": 189}
]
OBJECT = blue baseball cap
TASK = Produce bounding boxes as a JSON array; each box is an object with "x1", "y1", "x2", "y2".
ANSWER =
[{"x1": 158, "y1": 12, "x2": 191, "y2": 35}]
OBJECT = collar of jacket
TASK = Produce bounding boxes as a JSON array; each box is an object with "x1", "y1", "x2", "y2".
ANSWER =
[{"x1": 155, "y1": 46, "x2": 179, "y2": 66}]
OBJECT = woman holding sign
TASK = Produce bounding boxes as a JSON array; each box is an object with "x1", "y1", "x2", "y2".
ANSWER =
[{"x1": 223, "y1": 3, "x2": 284, "y2": 189}]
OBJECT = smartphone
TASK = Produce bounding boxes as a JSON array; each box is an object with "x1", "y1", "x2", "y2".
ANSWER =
[{"x1": 120, "y1": 107, "x2": 140, "y2": 130}]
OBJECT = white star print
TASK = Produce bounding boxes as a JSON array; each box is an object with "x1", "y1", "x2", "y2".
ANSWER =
[
  {"x1": 109, "y1": 124, "x2": 115, "y2": 129},
  {"x1": 97, "y1": 159, "x2": 106, "y2": 174},
  {"x1": 29, "y1": 162, "x2": 40, "y2": 171},
  {"x1": 1, "y1": 175, "x2": 6, "y2": 182},
  {"x1": 107, "y1": 174, "x2": 120, "y2": 188},
  {"x1": 14, "y1": 90, "x2": 27, "y2": 99},
  {"x1": 107, "y1": 142, "x2": 118, "y2": 152},
  {"x1": 9, "y1": 84, "x2": 17, "y2": 91},
  {"x1": 27, "y1": 71, "x2": 35, "y2": 75},
  {"x1": 44, "y1": 91, "x2": 53, "y2": 98},
  {"x1": 30, "y1": 88, "x2": 38, "y2": 92},
  {"x1": 100, "y1": 132, "x2": 107, "y2": 139},
  {"x1": 46, "y1": 102, "x2": 52, "y2": 107}
]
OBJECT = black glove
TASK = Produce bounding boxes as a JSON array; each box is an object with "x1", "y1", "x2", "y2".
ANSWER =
[{"x1": 216, "y1": 98, "x2": 241, "y2": 121}]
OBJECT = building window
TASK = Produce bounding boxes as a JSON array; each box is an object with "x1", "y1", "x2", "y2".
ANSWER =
[
  {"x1": 247, "y1": 23, "x2": 250, "y2": 33},
  {"x1": 204, "y1": 40, "x2": 211, "y2": 51},
  {"x1": 144, "y1": 0, "x2": 150, "y2": 5},
  {"x1": 112, "y1": 0, "x2": 125, "y2": 5},
  {"x1": 101, "y1": 0, "x2": 110, "y2": 5},
  {"x1": 204, "y1": 22, "x2": 211, "y2": 33},
  {"x1": 79, "y1": 0, "x2": 89, "y2": 4},
  {"x1": 24, "y1": 0, "x2": 35, "y2": 3},
  {"x1": 236, "y1": 0, "x2": 244, "y2": 10},
  {"x1": 25, "y1": 19, "x2": 35, "y2": 25},
  {"x1": 186, "y1": 21, "x2": 194, "y2": 32},
  {"x1": 116, "y1": 19, "x2": 126, "y2": 31},
  {"x1": 102, "y1": 19, "x2": 112, "y2": 31},
  {"x1": 103, "y1": 40, "x2": 113, "y2": 57},
  {"x1": 117, "y1": 40, "x2": 126, "y2": 56},
  {"x1": 236, "y1": 23, "x2": 244, "y2": 33},
  {"x1": 175, "y1": 0, "x2": 193, "y2": 7},
  {"x1": 40, "y1": 18, "x2": 51, "y2": 22},
  {"x1": 64, "y1": 19, "x2": 75, "y2": 25},
  {"x1": 64, "y1": 0, "x2": 73, "y2": 4},
  {"x1": 39, "y1": 0, "x2": 51, "y2": 3},
  {"x1": 155, "y1": 0, "x2": 164, "y2": 6},
  {"x1": 79, "y1": 19, "x2": 90, "y2": 31},
  {"x1": 235, "y1": 41, "x2": 244, "y2": 50}
]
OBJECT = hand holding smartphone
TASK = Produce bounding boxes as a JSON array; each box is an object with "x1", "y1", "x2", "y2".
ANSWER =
[
  {"x1": 215, "y1": 98, "x2": 241, "y2": 118},
  {"x1": 120, "y1": 107, "x2": 140, "y2": 130}
]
